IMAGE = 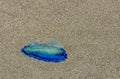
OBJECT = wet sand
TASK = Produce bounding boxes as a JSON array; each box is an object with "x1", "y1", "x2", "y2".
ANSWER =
[{"x1": 0, "y1": 0, "x2": 120, "y2": 79}]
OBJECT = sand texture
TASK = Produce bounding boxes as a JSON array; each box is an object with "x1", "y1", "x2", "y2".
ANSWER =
[{"x1": 0, "y1": 0, "x2": 120, "y2": 79}]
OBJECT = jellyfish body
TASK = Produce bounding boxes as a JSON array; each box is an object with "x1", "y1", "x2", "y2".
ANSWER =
[{"x1": 21, "y1": 42, "x2": 67, "y2": 63}]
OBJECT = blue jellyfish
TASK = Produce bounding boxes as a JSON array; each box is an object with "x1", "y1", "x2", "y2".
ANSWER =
[{"x1": 21, "y1": 39, "x2": 68, "y2": 63}]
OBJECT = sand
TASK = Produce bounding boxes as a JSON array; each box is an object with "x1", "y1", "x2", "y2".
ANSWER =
[{"x1": 0, "y1": 0, "x2": 120, "y2": 79}]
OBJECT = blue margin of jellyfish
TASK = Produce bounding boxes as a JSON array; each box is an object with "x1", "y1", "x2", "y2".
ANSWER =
[{"x1": 21, "y1": 43, "x2": 68, "y2": 63}]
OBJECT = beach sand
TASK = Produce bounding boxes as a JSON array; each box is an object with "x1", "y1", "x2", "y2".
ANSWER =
[{"x1": 0, "y1": 0, "x2": 120, "y2": 79}]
